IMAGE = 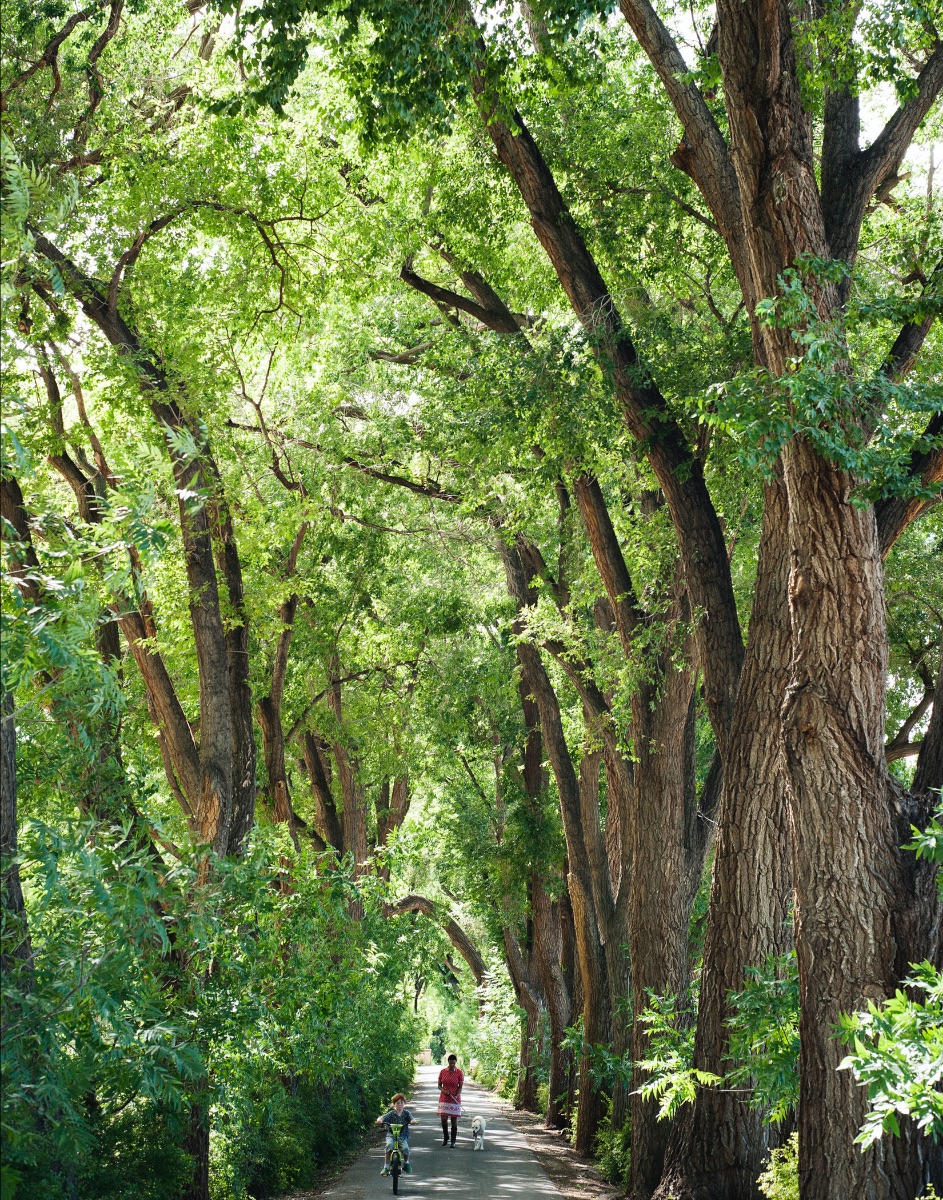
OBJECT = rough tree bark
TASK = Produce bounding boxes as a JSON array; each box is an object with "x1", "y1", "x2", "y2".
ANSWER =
[
  {"x1": 707, "y1": 2, "x2": 943, "y2": 1193},
  {"x1": 656, "y1": 478, "x2": 794, "y2": 1200},
  {"x1": 463, "y1": 3, "x2": 942, "y2": 1194},
  {"x1": 503, "y1": 921, "x2": 545, "y2": 1112},
  {"x1": 572, "y1": 473, "x2": 722, "y2": 1196},
  {"x1": 327, "y1": 664, "x2": 369, "y2": 891}
]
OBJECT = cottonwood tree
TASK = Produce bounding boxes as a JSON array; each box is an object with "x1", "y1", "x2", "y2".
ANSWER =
[{"x1": 209, "y1": 2, "x2": 943, "y2": 1197}]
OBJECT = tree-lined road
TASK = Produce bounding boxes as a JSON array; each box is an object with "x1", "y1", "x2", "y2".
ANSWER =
[{"x1": 321, "y1": 1067, "x2": 561, "y2": 1199}]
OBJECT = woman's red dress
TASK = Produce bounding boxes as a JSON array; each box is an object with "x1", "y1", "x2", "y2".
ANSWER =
[{"x1": 436, "y1": 1066, "x2": 464, "y2": 1116}]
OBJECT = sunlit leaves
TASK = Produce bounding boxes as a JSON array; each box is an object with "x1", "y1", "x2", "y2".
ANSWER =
[
  {"x1": 839, "y1": 806, "x2": 943, "y2": 1147},
  {"x1": 838, "y1": 963, "x2": 943, "y2": 1146},
  {"x1": 702, "y1": 260, "x2": 943, "y2": 503}
]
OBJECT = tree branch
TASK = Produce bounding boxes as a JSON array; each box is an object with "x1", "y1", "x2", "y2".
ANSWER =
[
  {"x1": 572, "y1": 474, "x2": 643, "y2": 656},
  {"x1": 386, "y1": 893, "x2": 489, "y2": 986},
  {"x1": 464, "y1": 12, "x2": 744, "y2": 751},
  {"x1": 881, "y1": 260, "x2": 943, "y2": 382},
  {"x1": 0, "y1": 6, "x2": 98, "y2": 108},
  {"x1": 616, "y1": 0, "x2": 753, "y2": 306},
  {"x1": 824, "y1": 42, "x2": 943, "y2": 264},
  {"x1": 400, "y1": 265, "x2": 521, "y2": 333},
  {"x1": 225, "y1": 419, "x2": 463, "y2": 503},
  {"x1": 913, "y1": 642, "x2": 943, "y2": 795},
  {"x1": 875, "y1": 410, "x2": 943, "y2": 557}
]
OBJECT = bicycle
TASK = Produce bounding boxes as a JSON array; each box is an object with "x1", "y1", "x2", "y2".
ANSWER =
[{"x1": 388, "y1": 1122, "x2": 406, "y2": 1194}]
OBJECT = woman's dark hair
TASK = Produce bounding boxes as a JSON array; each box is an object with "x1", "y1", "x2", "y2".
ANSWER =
[{"x1": 447, "y1": 1053, "x2": 457, "y2": 1063}]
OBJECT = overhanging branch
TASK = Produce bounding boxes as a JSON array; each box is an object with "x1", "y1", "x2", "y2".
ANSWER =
[{"x1": 385, "y1": 893, "x2": 488, "y2": 986}]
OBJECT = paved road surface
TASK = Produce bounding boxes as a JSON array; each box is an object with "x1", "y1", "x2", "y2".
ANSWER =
[{"x1": 321, "y1": 1065, "x2": 562, "y2": 1199}]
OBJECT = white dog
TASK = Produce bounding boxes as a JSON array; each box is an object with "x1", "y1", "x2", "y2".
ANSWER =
[{"x1": 471, "y1": 1115, "x2": 486, "y2": 1150}]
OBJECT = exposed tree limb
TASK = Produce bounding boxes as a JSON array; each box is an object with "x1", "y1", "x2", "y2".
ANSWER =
[
  {"x1": 615, "y1": 0, "x2": 754, "y2": 310},
  {"x1": 0, "y1": 5, "x2": 99, "y2": 108},
  {"x1": 400, "y1": 265, "x2": 520, "y2": 333},
  {"x1": 572, "y1": 474, "x2": 643, "y2": 657},
  {"x1": 225, "y1": 419, "x2": 463, "y2": 503},
  {"x1": 464, "y1": 14, "x2": 744, "y2": 752}
]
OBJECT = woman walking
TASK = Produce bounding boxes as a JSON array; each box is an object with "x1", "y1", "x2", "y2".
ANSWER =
[{"x1": 437, "y1": 1053, "x2": 464, "y2": 1147}]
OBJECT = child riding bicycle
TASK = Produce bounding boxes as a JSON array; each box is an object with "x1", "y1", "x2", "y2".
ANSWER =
[{"x1": 377, "y1": 1093, "x2": 417, "y2": 1176}]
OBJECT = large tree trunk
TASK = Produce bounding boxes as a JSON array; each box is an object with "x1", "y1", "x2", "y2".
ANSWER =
[
  {"x1": 706, "y1": 0, "x2": 943, "y2": 1192},
  {"x1": 501, "y1": 541, "x2": 611, "y2": 1152},
  {"x1": 504, "y1": 924, "x2": 544, "y2": 1111},
  {"x1": 655, "y1": 480, "x2": 793, "y2": 1200},
  {"x1": 181, "y1": 1099, "x2": 210, "y2": 1200},
  {"x1": 257, "y1": 694, "x2": 299, "y2": 844},
  {"x1": 532, "y1": 874, "x2": 573, "y2": 1129},
  {"x1": 781, "y1": 440, "x2": 943, "y2": 1199},
  {"x1": 516, "y1": 1003, "x2": 542, "y2": 1111},
  {"x1": 208, "y1": 492, "x2": 256, "y2": 854},
  {"x1": 570, "y1": 472, "x2": 720, "y2": 1196},
  {"x1": 626, "y1": 679, "x2": 704, "y2": 1200}
]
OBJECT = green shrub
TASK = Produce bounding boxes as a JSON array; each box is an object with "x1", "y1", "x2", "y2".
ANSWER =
[
  {"x1": 636, "y1": 953, "x2": 799, "y2": 1124},
  {"x1": 593, "y1": 1106, "x2": 631, "y2": 1188},
  {"x1": 838, "y1": 810, "x2": 943, "y2": 1148},
  {"x1": 757, "y1": 1133, "x2": 799, "y2": 1200},
  {"x1": 1, "y1": 822, "x2": 422, "y2": 1200}
]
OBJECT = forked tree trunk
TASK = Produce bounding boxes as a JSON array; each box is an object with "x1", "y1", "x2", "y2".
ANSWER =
[
  {"x1": 706, "y1": 0, "x2": 943, "y2": 1191},
  {"x1": 32, "y1": 235, "x2": 257, "y2": 859}
]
